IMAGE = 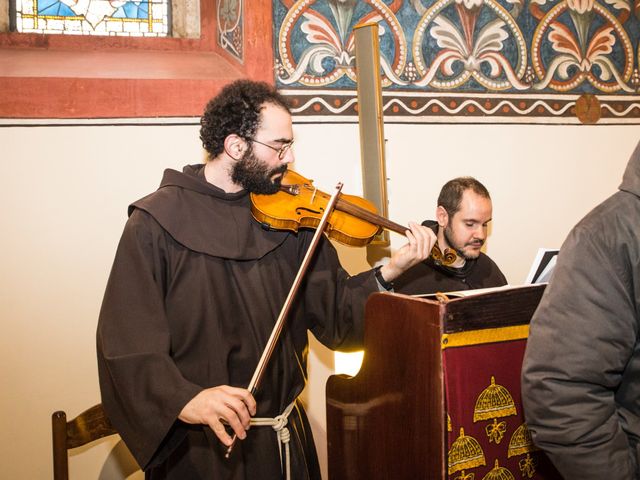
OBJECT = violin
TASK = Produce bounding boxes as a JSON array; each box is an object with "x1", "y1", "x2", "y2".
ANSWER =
[{"x1": 250, "y1": 170, "x2": 456, "y2": 266}]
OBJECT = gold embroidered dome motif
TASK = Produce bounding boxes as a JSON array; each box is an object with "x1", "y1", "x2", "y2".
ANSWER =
[
  {"x1": 473, "y1": 376, "x2": 517, "y2": 422},
  {"x1": 448, "y1": 427, "x2": 486, "y2": 475},
  {"x1": 481, "y1": 459, "x2": 515, "y2": 480},
  {"x1": 508, "y1": 423, "x2": 539, "y2": 458}
]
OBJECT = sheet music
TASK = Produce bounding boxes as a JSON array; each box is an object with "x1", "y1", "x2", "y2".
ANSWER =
[
  {"x1": 525, "y1": 248, "x2": 559, "y2": 284},
  {"x1": 412, "y1": 284, "x2": 537, "y2": 299}
]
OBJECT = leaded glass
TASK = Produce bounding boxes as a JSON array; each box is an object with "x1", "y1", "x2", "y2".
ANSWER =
[{"x1": 13, "y1": 1, "x2": 170, "y2": 37}]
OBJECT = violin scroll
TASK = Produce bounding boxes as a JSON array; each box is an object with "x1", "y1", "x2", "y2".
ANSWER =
[{"x1": 431, "y1": 244, "x2": 457, "y2": 266}]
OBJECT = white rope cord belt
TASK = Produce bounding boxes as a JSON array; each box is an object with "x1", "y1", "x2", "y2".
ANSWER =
[{"x1": 250, "y1": 401, "x2": 296, "y2": 480}]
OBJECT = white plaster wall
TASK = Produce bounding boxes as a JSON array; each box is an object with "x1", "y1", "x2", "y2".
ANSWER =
[
  {"x1": 295, "y1": 123, "x2": 639, "y2": 285},
  {"x1": 1, "y1": 124, "x2": 200, "y2": 479},
  {"x1": 384, "y1": 124, "x2": 638, "y2": 284},
  {"x1": 1, "y1": 121, "x2": 638, "y2": 478}
]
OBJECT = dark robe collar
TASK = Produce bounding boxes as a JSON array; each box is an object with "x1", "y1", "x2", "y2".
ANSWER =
[
  {"x1": 426, "y1": 255, "x2": 478, "y2": 278},
  {"x1": 129, "y1": 164, "x2": 289, "y2": 260}
]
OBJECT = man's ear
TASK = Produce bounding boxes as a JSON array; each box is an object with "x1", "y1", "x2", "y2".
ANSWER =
[
  {"x1": 436, "y1": 205, "x2": 449, "y2": 228},
  {"x1": 224, "y1": 134, "x2": 246, "y2": 160}
]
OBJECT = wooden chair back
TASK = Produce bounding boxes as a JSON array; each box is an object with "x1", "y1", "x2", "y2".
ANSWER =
[{"x1": 52, "y1": 403, "x2": 117, "y2": 480}]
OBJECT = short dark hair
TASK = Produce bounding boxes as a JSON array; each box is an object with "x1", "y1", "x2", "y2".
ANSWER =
[
  {"x1": 199, "y1": 80, "x2": 291, "y2": 158},
  {"x1": 438, "y1": 177, "x2": 491, "y2": 216}
]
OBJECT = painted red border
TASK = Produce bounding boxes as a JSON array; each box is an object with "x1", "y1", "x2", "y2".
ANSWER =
[{"x1": 0, "y1": 1, "x2": 274, "y2": 118}]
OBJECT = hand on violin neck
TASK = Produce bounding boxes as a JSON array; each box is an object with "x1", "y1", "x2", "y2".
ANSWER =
[{"x1": 380, "y1": 221, "x2": 437, "y2": 281}]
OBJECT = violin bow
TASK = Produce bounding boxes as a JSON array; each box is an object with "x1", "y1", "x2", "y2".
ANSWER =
[{"x1": 225, "y1": 181, "x2": 345, "y2": 457}]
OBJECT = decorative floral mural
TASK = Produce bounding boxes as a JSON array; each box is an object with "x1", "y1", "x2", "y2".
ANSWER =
[
  {"x1": 273, "y1": 0, "x2": 640, "y2": 123},
  {"x1": 218, "y1": 0, "x2": 243, "y2": 62}
]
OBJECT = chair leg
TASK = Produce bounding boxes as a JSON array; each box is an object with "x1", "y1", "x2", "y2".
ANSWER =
[{"x1": 52, "y1": 411, "x2": 69, "y2": 480}]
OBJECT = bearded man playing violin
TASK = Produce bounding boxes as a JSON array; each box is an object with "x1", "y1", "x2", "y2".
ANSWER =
[
  {"x1": 97, "y1": 79, "x2": 436, "y2": 480},
  {"x1": 395, "y1": 177, "x2": 507, "y2": 295}
]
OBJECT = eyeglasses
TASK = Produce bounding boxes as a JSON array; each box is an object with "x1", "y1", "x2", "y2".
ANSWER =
[{"x1": 249, "y1": 138, "x2": 294, "y2": 160}]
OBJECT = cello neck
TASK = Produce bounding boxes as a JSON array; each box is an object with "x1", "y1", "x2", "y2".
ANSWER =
[{"x1": 335, "y1": 196, "x2": 408, "y2": 237}]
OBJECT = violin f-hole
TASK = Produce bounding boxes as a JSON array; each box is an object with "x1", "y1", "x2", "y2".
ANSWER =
[{"x1": 295, "y1": 206, "x2": 324, "y2": 216}]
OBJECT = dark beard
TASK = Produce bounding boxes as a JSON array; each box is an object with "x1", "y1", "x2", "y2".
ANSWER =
[
  {"x1": 444, "y1": 224, "x2": 482, "y2": 261},
  {"x1": 231, "y1": 149, "x2": 287, "y2": 194}
]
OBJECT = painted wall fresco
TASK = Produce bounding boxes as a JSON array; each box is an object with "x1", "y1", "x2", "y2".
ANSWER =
[
  {"x1": 273, "y1": 0, "x2": 640, "y2": 123},
  {"x1": 218, "y1": 0, "x2": 243, "y2": 62}
]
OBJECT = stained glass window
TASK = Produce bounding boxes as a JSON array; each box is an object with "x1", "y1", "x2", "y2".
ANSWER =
[{"x1": 13, "y1": 1, "x2": 170, "y2": 37}]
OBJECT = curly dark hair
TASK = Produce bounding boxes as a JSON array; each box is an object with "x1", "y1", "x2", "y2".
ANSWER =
[
  {"x1": 199, "y1": 80, "x2": 291, "y2": 158},
  {"x1": 438, "y1": 177, "x2": 491, "y2": 216}
]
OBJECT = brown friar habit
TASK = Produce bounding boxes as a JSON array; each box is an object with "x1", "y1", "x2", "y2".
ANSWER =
[{"x1": 97, "y1": 164, "x2": 378, "y2": 479}]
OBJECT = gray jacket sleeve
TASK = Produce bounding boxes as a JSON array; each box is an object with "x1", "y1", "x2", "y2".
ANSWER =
[{"x1": 521, "y1": 215, "x2": 638, "y2": 479}]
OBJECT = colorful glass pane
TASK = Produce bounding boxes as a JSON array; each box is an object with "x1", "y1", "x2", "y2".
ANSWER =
[{"x1": 13, "y1": 0, "x2": 170, "y2": 36}]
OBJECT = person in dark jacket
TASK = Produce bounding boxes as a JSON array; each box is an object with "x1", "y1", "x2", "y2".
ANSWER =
[
  {"x1": 96, "y1": 79, "x2": 436, "y2": 479},
  {"x1": 395, "y1": 176, "x2": 507, "y2": 294},
  {"x1": 522, "y1": 140, "x2": 640, "y2": 479}
]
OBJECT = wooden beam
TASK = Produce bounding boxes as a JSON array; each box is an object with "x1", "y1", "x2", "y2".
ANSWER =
[{"x1": 354, "y1": 23, "x2": 389, "y2": 245}]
